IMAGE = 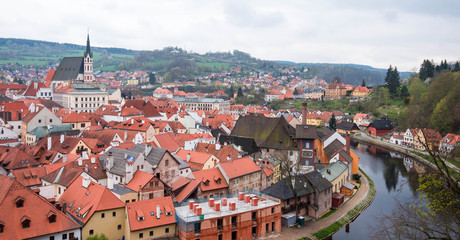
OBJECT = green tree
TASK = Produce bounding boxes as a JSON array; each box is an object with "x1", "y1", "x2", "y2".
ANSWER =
[
  {"x1": 86, "y1": 233, "x2": 109, "y2": 240},
  {"x1": 237, "y1": 87, "x2": 244, "y2": 97},
  {"x1": 328, "y1": 114, "x2": 336, "y2": 130},
  {"x1": 148, "y1": 72, "x2": 156, "y2": 85},
  {"x1": 361, "y1": 79, "x2": 366, "y2": 87},
  {"x1": 419, "y1": 59, "x2": 435, "y2": 81},
  {"x1": 228, "y1": 85, "x2": 234, "y2": 98},
  {"x1": 454, "y1": 61, "x2": 460, "y2": 72},
  {"x1": 384, "y1": 65, "x2": 400, "y2": 97},
  {"x1": 383, "y1": 88, "x2": 390, "y2": 107}
]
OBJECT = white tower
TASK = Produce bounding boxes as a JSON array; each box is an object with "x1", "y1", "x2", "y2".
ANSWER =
[{"x1": 83, "y1": 33, "x2": 94, "y2": 83}]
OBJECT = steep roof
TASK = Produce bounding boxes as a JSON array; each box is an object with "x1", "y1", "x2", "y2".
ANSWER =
[
  {"x1": 369, "y1": 119, "x2": 393, "y2": 130},
  {"x1": 59, "y1": 176, "x2": 124, "y2": 224},
  {"x1": 336, "y1": 121, "x2": 359, "y2": 131},
  {"x1": 99, "y1": 148, "x2": 141, "y2": 176},
  {"x1": 11, "y1": 166, "x2": 48, "y2": 187},
  {"x1": 125, "y1": 170, "x2": 157, "y2": 191},
  {"x1": 219, "y1": 156, "x2": 261, "y2": 179},
  {"x1": 126, "y1": 196, "x2": 176, "y2": 231},
  {"x1": 174, "y1": 179, "x2": 200, "y2": 203},
  {"x1": 131, "y1": 144, "x2": 174, "y2": 168},
  {"x1": 55, "y1": 109, "x2": 90, "y2": 123},
  {"x1": 295, "y1": 124, "x2": 319, "y2": 139},
  {"x1": 123, "y1": 99, "x2": 162, "y2": 118},
  {"x1": 0, "y1": 175, "x2": 80, "y2": 239},
  {"x1": 0, "y1": 146, "x2": 40, "y2": 170},
  {"x1": 176, "y1": 149, "x2": 213, "y2": 166},
  {"x1": 52, "y1": 57, "x2": 84, "y2": 81},
  {"x1": 192, "y1": 168, "x2": 228, "y2": 192},
  {"x1": 230, "y1": 115, "x2": 296, "y2": 150},
  {"x1": 324, "y1": 139, "x2": 345, "y2": 158}
]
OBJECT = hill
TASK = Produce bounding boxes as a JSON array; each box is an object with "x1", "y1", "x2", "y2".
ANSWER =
[{"x1": 0, "y1": 38, "x2": 412, "y2": 85}]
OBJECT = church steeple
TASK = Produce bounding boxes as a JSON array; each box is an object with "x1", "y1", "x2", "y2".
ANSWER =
[{"x1": 84, "y1": 32, "x2": 92, "y2": 58}]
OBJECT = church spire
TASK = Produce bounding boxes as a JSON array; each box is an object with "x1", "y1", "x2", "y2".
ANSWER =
[{"x1": 84, "y1": 31, "x2": 92, "y2": 58}]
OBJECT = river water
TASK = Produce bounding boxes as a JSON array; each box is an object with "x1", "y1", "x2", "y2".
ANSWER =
[{"x1": 332, "y1": 142, "x2": 427, "y2": 239}]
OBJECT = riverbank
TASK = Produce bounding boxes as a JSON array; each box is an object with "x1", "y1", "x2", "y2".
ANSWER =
[
  {"x1": 352, "y1": 133, "x2": 460, "y2": 179},
  {"x1": 271, "y1": 168, "x2": 376, "y2": 240}
]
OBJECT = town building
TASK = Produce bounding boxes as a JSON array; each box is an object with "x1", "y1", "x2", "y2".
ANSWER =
[
  {"x1": 217, "y1": 156, "x2": 265, "y2": 194},
  {"x1": 175, "y1": 190, "x2": 281, "y2": 240},
  {"x1": 53, "y1": 84, "x2": 109, "y2": 113},
  {"x1": 172, "y1": 96, "x2": 230, "y2": 114},
  {"x1": 325, "y1": 83, "x2": 347, "y2": 100},
  {"x1": 439, "y1": 133, "x2": 460, "y2": 155},
  {"x1": 367, "y1": 119, "x2": 393, "y2": 136}
]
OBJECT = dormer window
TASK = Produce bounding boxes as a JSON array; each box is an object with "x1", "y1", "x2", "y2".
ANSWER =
[
  {"x1": 15, "y1": 197, "x2": 24, "y2": 208},
  {"x1": 203, "y1": 180, "x2": 210, "y2": 186},
  {"x1": 20, "y1": 216, "x2": 30, "y2": 229},
  {"x1": 0, "y1": 221, "x2": 4, "y2": 233},
  {"x1": 47, "y1": 211, "x2": 57, "y2": 223}
]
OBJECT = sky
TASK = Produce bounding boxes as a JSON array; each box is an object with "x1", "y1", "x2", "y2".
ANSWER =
[{"x1": 1, "y1": 0, "x2": 460, "y2": 72}]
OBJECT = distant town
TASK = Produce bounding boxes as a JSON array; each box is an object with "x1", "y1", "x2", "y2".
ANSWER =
[{"x1": 0, "y1": 34, "x2": 458, "y2": 240}]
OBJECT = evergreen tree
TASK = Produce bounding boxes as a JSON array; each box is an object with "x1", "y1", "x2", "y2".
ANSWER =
[
  {"x1": 400, "y1": 85, "x2": 409, "y2": 98},
  {"x1": 420, "y1": 60, "x2": 435, "y2": 80},
  {"x1": 228, "y1": 85, "x2": 234, "y2": 98},
  {"x1": 237, "y1": 87, "x2": 244, "y2": 97},
  {"x1": 384, "y1": 65, "x2": 400, "y2": 97},
  {"x1": 454, "y1": 61, "x2": 460, "y2": 72},
  {"x1": 328, "y1": 114, "x2": 336, "y2": 130},
  {"x1": 361, "y1": 79, "x2": 366, "y2": 87},
  {"x1": 293, "y1": 88, "x2": 299, "y2": 95},
  {"x1": 148, "y1": 72, "x2": 156, "y2": 85}
]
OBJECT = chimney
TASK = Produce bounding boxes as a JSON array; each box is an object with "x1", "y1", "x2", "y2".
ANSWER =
[
  {"x1": 251, "y1": 197, "x2": 258, "y2": 207},
  {"x1": 214, "y1": 202, "x2": 221, "y2": 211},
  {"x1": 107, "y1": 152, "x2": 114, "y2": 170},
  {"x1": 238, "y1": 192, "x2": 244, "y2": 201},
  {"x1": 90, "y1": 157, "x2": 96, "y2": 164},
  {"x1": 78, "y1": 158, "x2": 82, "y2": 166},
  {"x1": 302, "y1": 102, "x2": 307, "y2": 125},
  {"x1": 244, "y1": 195, "x2": 251, "y2": 203},
  {"x1": 186, "y1": 153, "x2": 190, "y2": 162},
  {"x1": 189, "y1": 200, "x2": 195, "y2": 210},
  {"x1": 62, "y1": 202, "x2": 67, "y2": 215},
  {"x1": 47, "y1": 136, "x2": 52, "y2": 151},
  {"x1": 221, "y1": 198, "x2": 227, "y2": 206},
  {"x1": 216, "y1": 143, "x2": 221, "y2": 151},
  {"x1": 229, "y1": 202, "x2": 236, "y2": 211},
  {"x1": 208, "y1": 198, "x2": 215, "y2": 207},
  {"x1": 156, "y1": 205, "x2": 161, "y2": 219},
  {"x1": 346, "y1": 133, "x2": 350, "y2": 154},
  {"x1": 131, "y1": 119, "x2": 134, "y2": 125},
  {"x1": 82, "y1": 176, "x2": 91, "y2": 188},
  {"x1": 82, "y1": 151, "x2": 89, "y2": 160},
  {"x1": 227, "y1": 155, "x2": 231, "y2": 161},
  {"x1": 196, "y1": 206, "x2": 202, "y2": 216},
  {"x1": 85, "y1": 164, "x2": 88, "y2": 172},
  {"x1": 60, "y1": 134, "x2": 65, "y2": 144},
  {"x1": 124, "y1": 130, "x2": 127, "y2": 142}
]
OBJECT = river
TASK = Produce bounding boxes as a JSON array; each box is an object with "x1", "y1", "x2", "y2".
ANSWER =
[{"x1": 332, "y1": 142, "x2": 427, "y2": 239}]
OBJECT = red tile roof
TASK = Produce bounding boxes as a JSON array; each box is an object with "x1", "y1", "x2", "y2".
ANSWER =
[
  {"x1": 174, "y1": 179, "x2": 200, "y2": 203},
  {"x1": 44, "y1": 70, "x2": 55, "y2": 87},
  {"x1": 123, "y1": 99, "x2": 162, "y2": 118},
  {"x1": 126, "y1": 196, "x2": 175, "y2": 231},
  {"x1": 441, "y1": 133, "x2": 460, "y2": 146},
  {"x1": 0, "y1": 175, "x2": 80, "y2": 239},
  {"x1": 21, "y1": 82, "x2": 48, "y2": 97},
  {"x1": 0, "y1": 146, "x2": 40, "y2": 170},
  {"x1": 10, "y1": 166, "x2": 48, "y2": 187},
  {"x1": 55, "y1": 109, "x2": 90, "y2": 123},
  {"x1": 192, "y1": 168, "x2": 228, "y2": 192},
  {"x1": 125, "y1": 170, "x2": 156, "y2": 191},
  {"x1": 153, "y1": 133, "x2": 180, "y2": 152},
  {"x1": 176, "y1": 149, "x2": 214, "y2": 165},
  {"x1": 219, "y1": 156, "x2": 261, "y2": 179},
  {"x1": 59, "y1": 176, "x2": 124, "y2": 224}
]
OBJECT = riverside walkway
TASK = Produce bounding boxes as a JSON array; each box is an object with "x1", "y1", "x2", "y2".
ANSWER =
[{"x1": 268, "y1": 169, "x2": 372, "y2": 240}]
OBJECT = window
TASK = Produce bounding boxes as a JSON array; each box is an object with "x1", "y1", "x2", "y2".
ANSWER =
[
  {"x1": 113, "y1": 211, "x2": 116, "y2": 217},
  {"x1": 81, "y1": 123, "x2": 85, "y2": 128},
  {"x1": 194, "y1": 223, "x2": 200, "y2": 234},
  {"x1": 38, "y1": 119, "x2": 41, "y2": 123},
  {"x1": 217, "y1": 218, "x2": 223, "y2": 230},
  {"x1": 165, "y1": 227, "x2": 169, "y2": 233},
  {"x1": 271, "y1": 207, "x2": 274, "y2": 214},
  {"x1": 149, "y1": 231, "x2": 154, "y2": 236},
  {"x1": 272, "y1": 221, "x2": 275, "y2": 232},
  {"x1": 231, "y1": 216, "x2": 237, "y2": 227},
  {"x1": 0, "y1": 223, "x2": 4, "y2": 233},
  {"x1": 49, "y1": 236, "x2": 54, "y2": 240},
  {"x1": 48, "y1": 213, "x2": 56, "y2": 223},
  {"x1": 15, "y1": 198, "x2": 24, "y2": 208},
  {"x1": 101, "y1": 213, "x2": 105, "y2": 218},
  {"x1": 165, "y1": 159, "x2": 169, "y2": 166},
  {"x1": 89, "y1": 230, "x2": 94, "y2": 235},
  {"x1": 62, "y1": 233, "x2": 67, "y2": 239},
  {"x1": 22, "y1": 219, "x2": 30, "y2": 228},
  {"x1": 50, "y1": 119, "x2": 52, "y2": 123},
  {"x1": 149, "y1": 193, "x2": 154, "y2": 199},
  {"x1": 117, "y1": 224, "x2": 122, "y2": 230},
  {"x1": 252, "y1": 212, "x2": 257, "y2": 221},
  {"x1": 139, "y1": 233, "x2": 143, "y2": 238}
]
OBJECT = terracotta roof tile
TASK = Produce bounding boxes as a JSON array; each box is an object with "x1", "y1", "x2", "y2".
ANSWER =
[
  {"x1": 219, "y1": 156, "x2": 261, "y2": 179},
  {"x1": 192, "y1": 168, "x2": 228, "y2": 192},
  {"x1": 126, "y1": 196, "x2": 175, "y2": 231}
]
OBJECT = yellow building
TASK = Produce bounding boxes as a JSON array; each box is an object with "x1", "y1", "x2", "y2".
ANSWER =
[
  {"x1": 414, "y1": 128, "x2": 442, "y2": 151},
  {"x1": 306, "y1": 118, "x2": 323, "y2": 127},
  {"x1": 59, "y1": 176, "x2": 126, "y2": 240},
  {"x1": 125, "y1": 197, "x2": 176, "y2": 240},
  {"x1": 351, "y1": 86, "x2": 370, "y2": 100},
  {"x1": 127, "y1": 78, "x2": 139, "y2": 86},
  {"x1": 320, "y1": 161, "x2": 350, "y2": 193}
]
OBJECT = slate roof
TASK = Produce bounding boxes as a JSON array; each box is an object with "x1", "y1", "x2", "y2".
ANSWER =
[
  {"x1": 320, "y1": 161, "x2": 348, "y2": 182},
  {"x1": 52, "y1": 57, "x2": 84, "y2": 81},
  {"x1": 230, "y1": 114, "x2": 296, "y2": 150},
  {"x1": 219, "y1": 135, "x2": 260, "y2": 154},
  {"x1": 295, "y1": 124, "x2": 319, "y2": 139},
  {"x1": 262, "y1": 176, "x2": 314, "y2": 200},
  {"x1": 316, "y1": 128, "x2": 335, "y2": 141},
  {"x1": 131, "y1": 144, "x2": 173, "y2": 168},
  {"x1": 336, "y1": 121, "x2": 359, "y2": 131},
  {"x1": 304, "y1": 170, "x2": 333, "y2": 192},
  {"x1": 369, "y1": 119, "x2": 393, "y2": 130},
  {"x1": 111, "y1": 184, "x2": 136, "y2": 195},
  {"x1": 324, "y1": 139, "x2": 345, "y2": 158},
  {"x1": 99, "y1": 148, "x2": 142, "y2": 176},
  {"x1": 339, "y1": 150, "x2": 353, "y2": 163}
]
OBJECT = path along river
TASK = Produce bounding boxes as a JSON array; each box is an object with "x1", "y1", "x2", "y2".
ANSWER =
[{"x1": 332, "y1": 142, "x2": 427, "y2": 239}]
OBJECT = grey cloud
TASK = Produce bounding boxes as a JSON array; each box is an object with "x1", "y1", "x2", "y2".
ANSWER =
[{"x1": 224, "y1": 1, "x2": 285, "y2": 28}]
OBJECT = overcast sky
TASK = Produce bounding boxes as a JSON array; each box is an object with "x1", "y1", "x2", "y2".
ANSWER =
[{"x1": 1, "y1": 0, "x2": 460, "y2": 71}]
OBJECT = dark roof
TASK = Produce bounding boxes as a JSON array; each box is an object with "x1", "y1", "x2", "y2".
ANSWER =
[
  {"x1": 324, "y1": 139, "x2": 345, "y2": 158},
  {"x1": 52, "y1": 57, "x2": 83, "y2": 81},
  {"x1": 316, "y1": 128, "x2": 335, "y2": 141},
  {"x1": 230, "y1": 115, "x2": 296, "y2": 150},
  {"x1": 369, "y1": 119, "x2": 393, "y2": 130},
  {"x1": 339, "y1": 150, "x2": 353, "y2": 163},
  {"x1": 219, "y1": 135, "x2": 260, "y2": 154},
  {"x1": 295, "y1": 124, "x2": 319, "y2": 139},
  {"x1": 304, "y1": 171, "x2": 332, "y2": 192},
  {"x1": 131, "y1": 144, "x2": 175, "y2": 168},
  {"x1": 336, "y1": 121, "x2": 359, "y2": 131},
  {"x1": 262, "y1": 171, "x2": 332, "y2": 200}
]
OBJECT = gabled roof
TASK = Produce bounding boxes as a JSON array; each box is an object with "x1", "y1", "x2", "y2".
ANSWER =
[
  {"x1": 0, "y1": 146, "x2": 40, "y2": 170},
  {"x1": 126, "y1": 196, "x2": 176, "y2": 231},
  {"x1": 230, "y1": 115, "x2": 296, "y2": 150},
  {"x1": 174, "y1": 179, "x2": 200, "y2": 203},
  {"x1": 324, "y1": 139, "x2": 345, "y2": 158},
  {"x1": 59, "y1": 176, "x2": 124, "y2": 224},
  {"x1": 336, "y1": 121, "x2": 359, "y2": 131},
  {"x1": 0, "y1": 175, "x2": 80, "y2": 239},
  {"x1": 99, "y1": 148, "x2": 141, "y2": 176},
  {"x1": 123, "y1": 99, "x2": 162, "y2": 118},
  {"x1": 52, "y1": 57, "x2": 84, "y2": 81},
  {"x1": 11, "y1": 166, "x2": 48, "y2": 187},
  {"x1": 369, "y1": 119, "x2": 393, "y2": 130},
  {"x1": 441, "y1": 133, "x2": 460, "y2": 146},
  {"x1": 125, "y1": 170, "x2": 157, "y2": 191},
  {"x1": 192, "y1": 168, "x2": 228, "y2": 192},
  {"x1": 153, "y1": 133, "x2": 180, "y2": 152},
  {"x1": 131, "y1": 144, "x2": 176, "y2": 168},
  {"x1": 55, "y1": 109, "x2": 90, "y2": 123},
  {"x1": 21, "y1": 82, "x2": 48, "y2": 96},
  {"x1": 176, "y1": 149, "x2": 214, "y2": 166},
  {"x1": 320, "y1": 161, "x2": 348, "y2": 182},
  {"x1": 219, "y1": 156, "x2": 261, "y2": 179},
  {"x1": 295, "y1": 124, "x2": 319, "y2": 139}
]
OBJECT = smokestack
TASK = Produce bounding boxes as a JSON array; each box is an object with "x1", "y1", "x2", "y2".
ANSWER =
[
  {"x1": 60, "y1": 134, "x2": 65, "y2": 144},
  {"x1": 346, "y1": 133, "x2": 350, "y2": 154},
  {"x1": 124, "y1": 130, "x2": 127, "y2": 142},
  {"x1": 302, "y1": 102, "x2": 307, "y2": 125},
  {"x1": 186, "y1": 153, "x2": 190, "y2": 162},
  {"x1": 47, "y1": 136, "x2": 52, "y2": 151}
]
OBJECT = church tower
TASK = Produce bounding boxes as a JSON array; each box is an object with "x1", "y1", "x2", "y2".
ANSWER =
[{"x1": 83, "y1": 33, "x2": 94, "y2": 83}]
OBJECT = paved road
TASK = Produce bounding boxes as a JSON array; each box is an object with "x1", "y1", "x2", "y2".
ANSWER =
[{"x1": 268, "y1": 171, "x2": 370, "y2": 240}]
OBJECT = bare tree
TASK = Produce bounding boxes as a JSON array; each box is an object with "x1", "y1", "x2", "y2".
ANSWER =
[{"x1": 275, "y1": 150, "x2": 302, "y2": 221}]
